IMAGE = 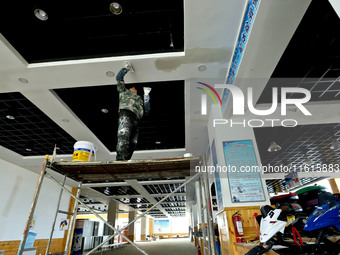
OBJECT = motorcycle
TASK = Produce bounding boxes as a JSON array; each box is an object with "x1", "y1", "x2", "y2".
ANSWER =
[
  {"x1": 302, "y1": 192, "x2": 340, "y2": 254},
  {"x1": 245, "y1": 204, "x2": 305, "y2": 255},
  {"x1": 246, "y1": 192, "x2": 340, "y2": 255}
]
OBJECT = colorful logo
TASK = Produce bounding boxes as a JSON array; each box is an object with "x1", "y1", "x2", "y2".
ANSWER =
[{"x1": 196, "y1": 82, "x2": 222, "y2": 115}]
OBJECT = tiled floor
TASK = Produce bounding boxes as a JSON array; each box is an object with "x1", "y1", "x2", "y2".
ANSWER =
[{"x1": 92, "y1": 238, "x2": 197, "y2": 255}]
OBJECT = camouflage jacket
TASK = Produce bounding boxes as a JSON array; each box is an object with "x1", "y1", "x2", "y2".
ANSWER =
[{"x1": 117, "y1": 81, "x2": 144, "y2": 119}]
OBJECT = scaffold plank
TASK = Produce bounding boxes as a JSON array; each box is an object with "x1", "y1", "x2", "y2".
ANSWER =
[{"x1": 50, "y1": 157, "x2": 200, "y2": 183}]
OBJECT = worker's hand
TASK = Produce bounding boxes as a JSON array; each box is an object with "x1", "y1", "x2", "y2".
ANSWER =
[
  {"x1": 143, "y1": 87, "x2": 151, "y2": 95},
  {"x1": 116, "y1": 68, "x2": 129, "y2": 82},
  {"x1": 144, "y1": 94, "x2": 150, "y2": 102}
]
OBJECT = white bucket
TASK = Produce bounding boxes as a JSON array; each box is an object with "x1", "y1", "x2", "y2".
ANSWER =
[{"x1": 72, "y1": 141, "x2": 97, "y2": 162}]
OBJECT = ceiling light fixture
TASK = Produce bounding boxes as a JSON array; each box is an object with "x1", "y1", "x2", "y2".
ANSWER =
[
  {"x1": 304, "y1": 157, "x2": 312, "y2": 165},
  {"x1": 6, "y1": 108, "x2": 17, "y2": 120},
  {"x1": 18, "y1": 78, "x2": 29, "y2": 84},
  {"x1": 330, "y1": 139, "x2": 340, "y2": 150},
  {"x1": 267, "y1": 141, "x2": 281, "y2": 152},
  {"x1": 106, "y1": 71, "x2": 115, "y2": 77},
  {"x1": 101, "y1": 109, "x2": 109, "y2": 113},
  {"x1": 25, "y1": 142, "x2": 34, "y2": 152},
  {"x1": 198, "y1": 65, "x2": 206, "y2": 71},
  {"x1": 110, "y1": 2, "x2": 122, "y2": 15},
  {"x1": 34, "y1": 9, "x2": 48, "y2": 21},
  {"x1": 169, "y1": 33, "x2": 174, "y2": 48},
  {"x1": 155, "y1": 141, "x2": 161, "y2": 144}
]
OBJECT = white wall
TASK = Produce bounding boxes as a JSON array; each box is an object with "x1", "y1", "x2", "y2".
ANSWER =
[
  {"x1": 0, "y1": 158, "x2": 71, "y2": 241},
  {"x1": 152, "y1": 217, "x2": 189, "y2": 234},
  {"x1": 171, "y1": 217, "x2": 190, "y2": 233}
]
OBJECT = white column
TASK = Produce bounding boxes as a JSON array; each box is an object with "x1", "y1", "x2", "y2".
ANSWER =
[
  {"x1": 207, "y1": 104, "x2": 270, "y2": 208},
  {"x1": 140, "y1": 216, "x2": 147, "y2": 240}
]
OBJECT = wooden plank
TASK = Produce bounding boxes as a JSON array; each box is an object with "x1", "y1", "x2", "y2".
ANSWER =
[{"x1": 50, "y1": 157, "x2": 201, "y2": 182}]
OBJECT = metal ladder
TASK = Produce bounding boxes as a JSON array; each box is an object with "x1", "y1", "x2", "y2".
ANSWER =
[
  {"x1": 197, "y1": 156, "x2": 217, "y2": 255},
  {"x1": 17, "y1": 157, "x2": 81, "y2": 255}
]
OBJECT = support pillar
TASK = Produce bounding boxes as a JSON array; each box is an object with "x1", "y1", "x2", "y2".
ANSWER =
[
  {"x1": 127, "y1": 211, "x2": 136, "y2": 242},
  {"x1": 329, "y1": 178, "x2": 340, "y2": 193},
  {"x1": 149, "y1": 218, "x2": 153, "y2": 238},
  {"x1": 104, "y1": 201, "x2": 119, "y2": 243},
  {"x1": 140, "y1": 217, "x2": 147, "y2": 241}
]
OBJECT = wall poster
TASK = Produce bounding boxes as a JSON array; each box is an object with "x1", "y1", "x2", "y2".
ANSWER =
[
  {"x1": 153, "y1": 219, "x2": 170, "y2": 234},
  {"x1": 223, "y1": 140, "x2": 265, "y2": 203}
]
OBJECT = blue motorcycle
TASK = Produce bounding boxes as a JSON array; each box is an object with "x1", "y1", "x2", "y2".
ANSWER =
[{"x1": 303, "y1": 192, "x2": 340, "y2": 254}]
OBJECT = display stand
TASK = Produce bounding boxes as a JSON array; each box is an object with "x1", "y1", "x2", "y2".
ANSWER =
[{"x1": 17, "y1": 155, "x2": 216, "y2": 255}]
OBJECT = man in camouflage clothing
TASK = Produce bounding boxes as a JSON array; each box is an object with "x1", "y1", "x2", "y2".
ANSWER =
[{"x1": 116, "y1": 67, "x2": 150, "y2": 160}]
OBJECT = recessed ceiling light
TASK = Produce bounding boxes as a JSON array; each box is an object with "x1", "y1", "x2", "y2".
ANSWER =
[
  {"x1": 304, "y1": 157, "x2": 312, "y2": 165},
  {"x1": 18, "y1": 78, "x2": 28, "y2": 84},
  {"x1": 25, "y1": 142, "x2": 33, "y2": 152},
  {"x1": 110, "y1": 2, "x2": 122, "y2": 15},
  {"x1": 268, "y1": 141, "x2": 281, "y2": 152},
  {"x1": 198, "y1": 65, "x2": 206, "y2": 71},
  {"x1": 34, "y1": 9, "x2": 48, "y2": 21},
  {"x1": 155, "y1": 141, "x2": 161, "y2": 144},
  {"x1": 6, "y1": 108, "x2": 17, "y2": 120},
  {"x1": 101, "y1": 109, "x2": 109, "y2": 113},
  {"x1": 106, "y1": 71, "x2": 115, "y2": 77},
  {"x1": 330, "y1": 140, "x2": 340, "y2": 150},
  {"x1": 6, "y1": 115, "x2": 15, "y2": 120}
]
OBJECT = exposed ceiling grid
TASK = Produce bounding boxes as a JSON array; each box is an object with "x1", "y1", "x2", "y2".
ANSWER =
[{"x1": 254, "y1": 123, "x2": 340, "y2": 170}]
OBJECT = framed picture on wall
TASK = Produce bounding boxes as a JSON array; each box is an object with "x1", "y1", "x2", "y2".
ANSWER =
[{"x1": 223, "y1": 140, "x2": 266, "y2": 203}]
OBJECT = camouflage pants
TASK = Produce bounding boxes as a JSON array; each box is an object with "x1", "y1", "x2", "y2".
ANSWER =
[{"x1": 116, "y1": 110, "x2": 139, "y2": 161}]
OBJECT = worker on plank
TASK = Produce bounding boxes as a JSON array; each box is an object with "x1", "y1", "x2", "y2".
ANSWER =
[{"x1": 115, "y1": 66, "x2": 150, "y2": 160}]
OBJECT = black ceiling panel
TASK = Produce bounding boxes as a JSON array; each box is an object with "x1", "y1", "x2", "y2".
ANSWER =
[
  {"x1": 154, "y1": 196, "x2": 186, "y2": 202},
  {"x1": 93, "y1": 185, "x2": 140, "y2": 196},
  {"x1": 258, "y1": 0, "x2": 340, "y2": 104},
  {"x1": 129, "y1": 204, "x2": 154, "y2": 209},
  {"x1": 54, "y1": 80, "x2": 185, "y2": 152},
  {"x1": 118, "y1": 197, "x2": 149, "y2": 204},
  {"x1": 254, "y1": 123, "x2": 340, "y2": 169},
  {"x1": 0, "y1": 92, "x2": 76, "y2": 156},
  {"x1": 0, "y1": 0, "x2": 184, "y2": 63},
  {"x1": 143, "y1": 183, "x2": 186, "y2": 194},
  {"x1": 161, "y1": 203, "x2": 185, "y2": 208}
]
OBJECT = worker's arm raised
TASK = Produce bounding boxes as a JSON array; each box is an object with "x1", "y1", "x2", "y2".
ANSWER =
[{"x1": 116, "y1": 68, "x2": 129, "y2": 93}]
